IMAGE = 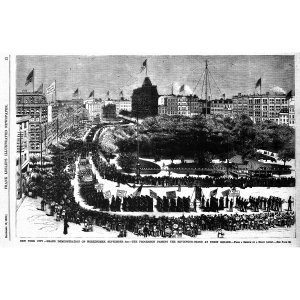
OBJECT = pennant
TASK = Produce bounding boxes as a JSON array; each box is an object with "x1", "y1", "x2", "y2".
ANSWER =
[
  {"x1": 25, "y1": 69, "x2": 34, "y2": 86},
  {"x1": 150, "y1": 189, "x2": 158, "y2": 199},
  {"x1": 255, "y1": 78, "x2": 261, "y2": 88},
  {"x1": 36, "y1": 83, "x2": 43, "y2": 93},
  {"x1": 140, "y1": 59, "x2": 147, "y2": 73},
  {"x1": 73, "y1": 88, "x2": 79, "y2": 97},
  {"x1": 106, "y1": 91, "x2": 110, "y2": 97},
  {"x1": 132, "y1": 184, "x2": 143, "y2": 197},
  {"x1": 179, "y1": 84, "x2": 185, "y2": 93},
  {"x1": 120, "y1": 90, "x2": 123, "y2": 97},
  {"x1": 46, "y1": 81, "x2": 56, "y2": 95},
  {"x1": 89, "y1": 90, "x2": 94, "y2": 98},
  {"x1": 286, "y1": 90, "x2": 293, "y2": 100},
  {"x1": 210, "y1": 188, "x2": 218, "y2": 197}
]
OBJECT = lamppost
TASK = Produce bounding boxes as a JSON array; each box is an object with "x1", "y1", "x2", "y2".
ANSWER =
[{"x1": 217, "y1": 130, "x2": 230, "y2": 178}]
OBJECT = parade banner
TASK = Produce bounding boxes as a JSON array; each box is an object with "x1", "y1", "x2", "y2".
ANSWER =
[
  {"x1": 150, "y1": 189, "x2": 158, "y2": 199},
  {"x1": 166, "y1": 191, "x2": 176, "y2": 199},
  {"x1": 104, "y1": 191, "x2": 111, "y2": 199},
  {"x1": 210, "y1": 188, "x2": 218, "y2": 197},
  {"x1": 116, "y1": 190, "x2": 127, "y2": 198},
  {"x1": 222, "y1": 189, "x2": 231, "y2": 197}
]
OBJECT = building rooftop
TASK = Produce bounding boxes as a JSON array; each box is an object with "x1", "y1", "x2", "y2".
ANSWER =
[
  {"x1": 16, "y1": 115, "x2": 31, "y2": 123},
  {"x1": 142, "y1": 77, "x2": 153, "y2": 87}
]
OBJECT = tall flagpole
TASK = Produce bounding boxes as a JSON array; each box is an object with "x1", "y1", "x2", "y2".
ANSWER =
[
  {"x1": 55, "y1": 80, "x2": 57, "y2": 102},
  {"x1": 260, "y1": 78, "x2": 262, "y2": 95},
  {"x1": 33, "y1": 68, "x2": 35, "y2": 93}
]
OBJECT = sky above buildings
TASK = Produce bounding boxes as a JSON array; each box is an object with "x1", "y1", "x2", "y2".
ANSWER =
[{"x1": 16, "y1": 55, "x2": 295, "y2": 100}]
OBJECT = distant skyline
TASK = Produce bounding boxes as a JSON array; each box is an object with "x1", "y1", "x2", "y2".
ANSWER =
[{"x1": 16, "y1": 55, "x2": 295, "y2": 100}]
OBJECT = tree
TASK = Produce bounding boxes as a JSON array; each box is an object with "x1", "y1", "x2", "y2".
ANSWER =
[
  {"x1": 30, "y1": 156, "x2": 38, "y2": 168},
  {"x1": 117, "y1": 152, "x2": 136, "y2": 172},
  {"x1": 277, "y1": 142, "x2": 295, "y2": 166}
]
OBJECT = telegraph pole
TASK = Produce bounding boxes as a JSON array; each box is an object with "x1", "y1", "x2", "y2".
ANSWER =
[{"x1": 136, "y1": 98, "x2": 140, "y2": 178}]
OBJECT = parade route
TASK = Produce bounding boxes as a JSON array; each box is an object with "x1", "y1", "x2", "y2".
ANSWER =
[{"x1": 16, "y1": 195, "x2": 295, "y2": 239}]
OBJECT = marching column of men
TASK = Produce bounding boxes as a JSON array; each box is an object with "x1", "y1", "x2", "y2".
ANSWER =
[{"x1": 91, "y1": 152, "x2": 295, "y2": 188}]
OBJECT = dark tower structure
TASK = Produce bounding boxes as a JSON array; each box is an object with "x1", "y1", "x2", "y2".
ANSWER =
[{"x1": 131, "y1": 77, "x2": 159, "y2": 118}]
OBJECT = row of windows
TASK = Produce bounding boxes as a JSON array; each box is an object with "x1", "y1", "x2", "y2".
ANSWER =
[
  {"x1": 249, "y1": 98, "x2": 288, "y2": 105},
  {"x1": 29, "y1": 142, "x2": 41, "y2": 150},
  {"x1": 17, "y1": 96, "x2": 46, "y2": 104}
]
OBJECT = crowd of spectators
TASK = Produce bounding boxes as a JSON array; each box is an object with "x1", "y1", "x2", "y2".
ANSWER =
[
  {"x1": 67, "y1": 206, "x2": 295, "y2": 238},
  {"x1": 92, "y1": 153, "x2": 295, "y2": 188}
]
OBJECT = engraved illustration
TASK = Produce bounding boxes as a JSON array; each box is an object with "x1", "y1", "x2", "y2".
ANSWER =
[{"x1": 15, "y1": 55, "x2": 295, "y2": 239}]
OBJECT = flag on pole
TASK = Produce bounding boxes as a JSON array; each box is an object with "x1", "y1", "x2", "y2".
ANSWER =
[
  {"x1": 149, "y1": 189, "x2": 158, "y2": 199},
  {"x1": 88, "y1": 90, "x2": 94, "y2": 98},
  {"x1": 36, "y1": 83, "x2": 43, "y2": 93},
  {"x1": 255, "y1": 78, "x2": 262, "y2": 88},
  {"x1": 286, "y1": 90, "x2": 293, "y2": 100},
  {"x1": 25, "y1": 69, "x2": 34, "y2": 86},
  {"x1": 46, "y1": 81, "x2": 56, "y2": 95},
  {"x1": 132, "y1": 184, "x2": 143, "y2": 197},
  {"x1": 210, "y1": 188, "x2": 218, "y2": 197},
  {"x1": 179, "y1": 84, "x2": 185, "y2": 93},
  {"x1": 120, "y1": 90, "x2": 123, "y2": 97},
  {"x1": 73, "y1": 88, "x2": 79, "y2": 97},
  {"x1": 140, "y1": 59, "x2": 147, "y2": 73}
]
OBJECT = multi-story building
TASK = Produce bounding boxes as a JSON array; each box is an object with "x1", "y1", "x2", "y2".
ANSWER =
[
  {"x1": 16, "y1": 91, "x2": 48, "y2": 155},
  {"x1": 57, "y1": 98, "x2": 84, "y2": 107},
  {"x1": 248, "y1": 92, "x2": 290, "y2": 124},
  {"x1": 104, "y1": 98, "x2": 132, "y2": 115},
  {"x1": 115, "y1": 99, "x2": 132, "y2": 114},
  {"x1": 211, "y1": 98, "x2": 233, "y2": 117},
  {"x1": 16, "y1": 116, "x2": 30, "y2": 172},
  {"x1": 158, "y1": 94, "x2": 205, "y2": 117},
  {"x1": 278, "y1": 98, "x2": 295, "y2": 127},
  {"x1": 16, "y1": 116, "x2": 30, "y2": 199},
  {"x1": 85, "y1": 99, "x2": 103, "y2": 121},
  {"x1": 48, "y1": 104, "x2": 59, "y2": 123},
  {"x1": 288, "y1": 98, "x2": 295, "y2": 127},
  {"x1": 232, "y1": 93, "x2": 249, "y2": 116},
  {"x1": 132, "y1": 77, "x2": 159, "y2": 118},
  {"x1": 232, "y1": 92, "x2": 294, "y2": 126}
]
